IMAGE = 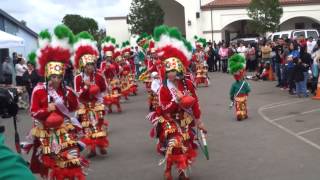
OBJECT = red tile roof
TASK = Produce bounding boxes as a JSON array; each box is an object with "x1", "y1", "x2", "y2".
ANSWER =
[{"x1": 201, "y1": 0, "x2": 320, "y2": 10}]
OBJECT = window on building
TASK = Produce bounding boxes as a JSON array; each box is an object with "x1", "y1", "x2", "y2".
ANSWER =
[
  {"x1": 295, "y1": 23, "x2": 305, "y2": 29},
  {"x1": 311, "y1": 23, "x2": 320, "y2": 29}
]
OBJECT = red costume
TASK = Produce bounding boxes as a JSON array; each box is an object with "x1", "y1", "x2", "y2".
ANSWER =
[
  {"x1": 26, "y1": 25, "x2": 87, "y2": 179},
  {"x1": 101, "y1": 50, "x2": 123, "y2": 113},
  {"x1": 192, "y1": 39, "x2": 209, "y2": 87},
  {"x1": 73, "y1": 31, "x2": 109, "y2": 157},
  {"x1": 147, "y1": 26, "x2": 207, "y2": 180}
]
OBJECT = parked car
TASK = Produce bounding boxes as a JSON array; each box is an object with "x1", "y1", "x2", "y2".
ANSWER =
[
  {"x1": 230, "y1": 37, "x2": 259, "y2": 45},
  {"x1": 268, "y1": 29, "x2": 319, "y2": 41}
]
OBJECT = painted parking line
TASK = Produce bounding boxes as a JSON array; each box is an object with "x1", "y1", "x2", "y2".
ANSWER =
[
  {"x1": 271, "y1": 108, "x2": 320, "y2": 122},
  {"x1": 261, "y1": 99, "x2": 309, "y2": 110},
  {"x1": 297, "y1": 127, "x2": 320, "y2": 136},
  {"x1": 258, "y1": 100, "x2": 320, "y2": 151}
]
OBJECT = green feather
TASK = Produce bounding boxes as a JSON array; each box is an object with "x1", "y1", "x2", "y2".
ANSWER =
[
  {"x1": 228, "y1": 54, "x2": 246, "y2": 74},
  {"x1": 142, "y1": 42, "x2": 149, "y2": 50},
  {"x1": 153, "y1": 25, "x2": 168, "y2": 41},
  {"x1": 27, "y1": 51, "x2": 37, "y2": 66},
  {"x1": 76, "y1": 31, "x2": 94, "y2": 41},
  {"x1": 136, "y1": 32, "x2": 148, "y2": 43},
  {"x1": 39, "y1": 29, "x2": 51, "y2": 41},
  {"x1": 168, "y1": 27, "x2": 182, "y2": 40},
  {"x1": 111, "y1": 38, "x2": 116, "y2": 44},
  {"x1": 183, "y1": 38, "x2": 193, "y2": 51},
  {"x1": 54, "y1": 24, "x2": 75, "y2": 44}
]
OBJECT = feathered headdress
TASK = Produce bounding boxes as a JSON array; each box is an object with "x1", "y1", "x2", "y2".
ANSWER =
[
  {"x1": 72, "y1": 31, "x2": 99, "y2": 70},
  {"x1": 36, "y1": 24, "x2": 74, "y2": 78},
  {"x1": 228, "y1": 54, "x2": 246, "y2": 74},
  {"x1": 101, "y1": 36, "x2": 116, "y2": 57},
  {"x1": 136, "y1": 32, "x2": 149, "y2": 48},
  {"x1": 113, "y1": 48, "x2": 122, "y2": 62},
  {"x1": 228, "y1": 54, "x2": 246, "y2": 80},
  {"x1": 153, "y1": 25, "x2": 192, "y2": 76},
  {"x1": 194, "y1": 35, "x2": 207, "y2": 49},
  {"x1": 121, "y1": 41, "x2": 131, "y2": 57}
]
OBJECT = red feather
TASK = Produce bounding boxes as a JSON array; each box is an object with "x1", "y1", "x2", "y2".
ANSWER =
[
  {"x1": 37, "y1": 46, "x2": 71, "y2": 76},
  {"x1": 112, "y1": 51, "x2": 121, "y2": 59},
  {"x1": 102, "y1": 46, "x2": 115, "y2": 54},
  {"x1": 74, "y1": 45, "x2": 98, "y2": 69},
  {"x1": 158, "y1": 46, "x2": 190, "y2": 71},
  {"x1": 121, "y1": 48, "x2": 131, "y2": 55}
]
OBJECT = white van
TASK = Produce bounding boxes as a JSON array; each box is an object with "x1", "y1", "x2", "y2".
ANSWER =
[{"x1": 268, "y1": 29, "x2": 319, "y2": 41}]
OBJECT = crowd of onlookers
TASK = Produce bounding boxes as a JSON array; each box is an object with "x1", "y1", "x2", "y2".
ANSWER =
[{"x1": 206, "y1": 36, "x2": 320, "y2": 97}]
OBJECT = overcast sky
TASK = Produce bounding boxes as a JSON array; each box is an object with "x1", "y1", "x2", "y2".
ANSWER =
[{"x1": 0, "y1": 0, "x2": 132, "y2": 33}]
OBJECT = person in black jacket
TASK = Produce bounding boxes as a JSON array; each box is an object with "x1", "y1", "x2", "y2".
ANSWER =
[
  {"x1": 207, "y1": 42, "x2": 215, "y2": 72},
  {"x1": 22, "y1": 55, "x2": 41, "y2": 102},
  {"x1": 293, "y1": 58, "x2": 308, "y2": 97}
]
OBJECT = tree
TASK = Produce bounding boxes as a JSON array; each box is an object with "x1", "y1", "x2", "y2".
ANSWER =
[
  {"x1": 127, "y1": 0, "x2": 164, "y2": 35},
  {"x1": 93, "y1": 29, "x2": 106, "y2": 48},
  {"x1": 247, "y1": 0, "x2": 283, "y2": 34},
  {"x1": 62, "y1": 14, "x2": 98, "y2": 35}
]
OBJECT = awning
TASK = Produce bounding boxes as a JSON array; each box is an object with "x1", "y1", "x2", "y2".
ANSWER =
[{"x1": 0, "y1": 30, "x2": 24, "y2": 48}]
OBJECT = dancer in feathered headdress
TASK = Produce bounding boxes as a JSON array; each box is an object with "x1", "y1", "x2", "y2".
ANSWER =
[
  {"x1": 28, "y1": 25, "x2": 87, "y2": 179},
  {"x1": 150, "y1": 25, "x2": 207, "y2": 180},
  {"x1": 73, "y1": 31, "x2": 109, "y2": 158},
  {"x1": 192, "y1": 36, "x2": 209, "y2": 87},
  {"x1": 228, "y1": 54, "x2": 251, "y2": 121}
]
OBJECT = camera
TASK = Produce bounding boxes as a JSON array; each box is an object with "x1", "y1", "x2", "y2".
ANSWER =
[{"x1": 0, "y1": 87, "x2": 19, "y2": 119}]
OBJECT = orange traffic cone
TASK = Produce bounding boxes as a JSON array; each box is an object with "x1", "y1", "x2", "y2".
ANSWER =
[
  {"x1": 268, "y1": 67, "x2": 275, "y2": 81},
  {"x1": 313, "y1": 76, "x2": 320, "y2": 100}
]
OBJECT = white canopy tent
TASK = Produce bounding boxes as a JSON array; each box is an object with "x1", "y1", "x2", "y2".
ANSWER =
[{"x1": 0, "y1": 30, "x2": 24, "y2": 48}]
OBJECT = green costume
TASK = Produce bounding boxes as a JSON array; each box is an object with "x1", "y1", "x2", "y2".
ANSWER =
[
  {"x1": 228, "y1": 54, "x2": 251, "y2": 121},
  {"x1": 0, "y1": 133, "x2": 35, "y2": 180},
  {"x1": 229, "y1": 80, "x2": 251, "y2": 101}
]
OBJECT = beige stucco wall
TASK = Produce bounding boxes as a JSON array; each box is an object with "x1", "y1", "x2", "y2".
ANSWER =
[{"x1": 105, "y1": 18, "x2": 131, "y2": 44}]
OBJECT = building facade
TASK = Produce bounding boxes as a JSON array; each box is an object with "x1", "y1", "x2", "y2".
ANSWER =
[
  {"x1": 105, "y1": 0, "x2": 320, "y2": 44},
  {"x1": 105, "y1": 16, "x2": 131, "y2": 44},
  {"x1": 0, "y1": 9, "x2": 38, "y2": 61}
]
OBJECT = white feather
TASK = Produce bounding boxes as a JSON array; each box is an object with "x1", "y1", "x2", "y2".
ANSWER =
[
  {"x1": 38, "y1": 39, "x2": 50, "y2": 49},
  {"x1": 72, "y1": 39, "x2": 99, "y2": 65},
  {"x1": 51, "y1": 36, "x2": 72, "y2": 52},
  {"x1": 155, "y1": 35, "x2": 192, "y2": 60}
]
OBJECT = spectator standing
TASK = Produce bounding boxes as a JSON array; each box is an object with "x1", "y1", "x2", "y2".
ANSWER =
[
  {"x1": 261, "y1": 42, "x2": 272, "y2": 65},
  {"x1": 15, "y1": 56, "x2": 27, "y2": 86},
  {"x1": 219, "y1": 42, "x2": 229, "y2": 73},
  {"x1": 1, "y1": 57, "x2": 13, "y2": 85},
  {"x1": 307, "y1": 37, "x2": 316, "y2": 55},
  {"x1": 274, "y1": 38, "x2": 284, "y2": 87},
  {"x1": 215, "y1": 43, "x2": 221, "y2": 72},
  {"x1": 207, "y1": 42, "x2": 215, "y2": 72},
  {"x1": 22, "y1": 54, "x2": 41, "y2": 102},
  {"x1": 293, "y1": 58, "x2": 307, "y2": 97},
  {"x1": 246, "y1": 43, "x2": 256, "y2": 72},
  {"x1": 287, "y1": 42, "x2": 300, "y2": 95},
  {"x1": 237, "y1": 42, "x2": 247, "y2": 59},
  {"x1": 134, "y1": 46, "x2": 144, "y2": 78},
  {"x1": 311, "y1": 40, "x2": 320, "y2": 94}
]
